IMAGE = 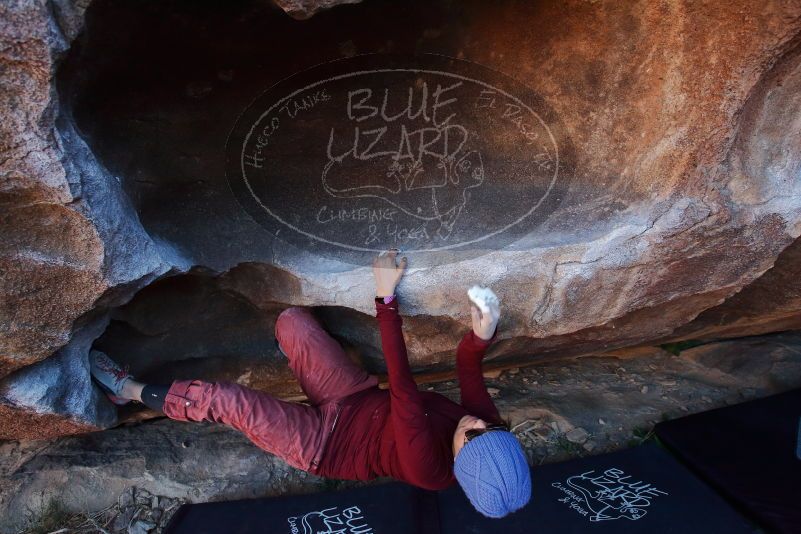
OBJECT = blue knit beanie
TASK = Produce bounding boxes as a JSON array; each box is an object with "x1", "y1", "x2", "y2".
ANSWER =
[{"x1": 453, "y1": 430, "x2": 532, "y2": 518}]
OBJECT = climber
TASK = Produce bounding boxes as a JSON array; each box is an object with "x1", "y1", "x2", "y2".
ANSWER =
[{"x1": 89, "y1": 249, "x2": 531, "y2": 518}]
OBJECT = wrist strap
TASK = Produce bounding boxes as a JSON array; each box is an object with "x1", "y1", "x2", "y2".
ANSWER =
[{"x1": 375, "y1": 294, "x2": 396, "y2": 304}]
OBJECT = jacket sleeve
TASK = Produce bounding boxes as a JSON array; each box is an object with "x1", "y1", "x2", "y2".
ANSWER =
[
  {"x1": 376, "y1": 298, "x2": 452, "y2": 490},
  {"x1": 456, "y1": 329, "x2": 503, "y2": 424}
]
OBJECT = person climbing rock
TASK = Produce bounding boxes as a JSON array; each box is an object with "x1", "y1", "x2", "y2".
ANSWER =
[{"x1": 89, "y1": 249, "x2": 531, "y2": 518}]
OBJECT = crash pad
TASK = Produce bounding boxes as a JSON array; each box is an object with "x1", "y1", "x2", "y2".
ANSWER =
[
  {"x1": 655, "y1": 388, "x2": 801, "y2": 534},
  {"x1": 166, "y1": 443, "x2": 754, "y2": 533}
]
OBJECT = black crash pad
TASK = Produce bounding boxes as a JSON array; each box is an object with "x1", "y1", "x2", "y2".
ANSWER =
[
  {"x1": 166, "y1": 443, "x2": 754, "y2": 534},
  {"x1": 165, "y1": 482, "x2": 439, "y2": 534},
  {"x1": 655, "y1": 388, "x2": 801, "y2": 534},
  {"x1": 437, "y1": 443, "x2": 754, "y2": 534}
]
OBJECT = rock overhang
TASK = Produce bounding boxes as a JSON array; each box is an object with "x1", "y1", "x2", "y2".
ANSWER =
[{"x1": 1, "y1": 0, "x2": 800, "y2": 439}]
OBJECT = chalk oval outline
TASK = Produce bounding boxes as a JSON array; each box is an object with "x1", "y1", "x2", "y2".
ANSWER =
[{"x1": 235, "y1": 63, "x2": 559, "y2": 253}]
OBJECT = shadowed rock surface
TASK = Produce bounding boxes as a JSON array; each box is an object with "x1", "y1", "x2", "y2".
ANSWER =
[
  {"x1": 663, "y1": 231, "x2": 801, "y2": 342},
  {"x1": 1, "y1": 0, "x2": 801, "y2": 439}
]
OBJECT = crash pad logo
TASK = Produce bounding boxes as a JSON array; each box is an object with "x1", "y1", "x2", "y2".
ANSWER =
[
  {"x1": 286, "y1": 505, "x2": 373, "y2": 534},
  {"x1": 226, "y1": 54, "x2": 570, "y2": 266},
  {"x1": 552, "y1": 468, "x2": 669, "y2": 522}
]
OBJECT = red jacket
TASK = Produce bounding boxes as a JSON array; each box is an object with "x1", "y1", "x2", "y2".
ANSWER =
[{"x1": 316, "y1": 298, "x2": 501, "y2": 490}]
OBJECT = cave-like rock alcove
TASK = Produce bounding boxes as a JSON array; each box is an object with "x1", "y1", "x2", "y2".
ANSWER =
[
  {"x1": 2, "y1": 0, "x2": 801, "y2": 446},
  {"x1": 2, "y1": 0, "x2": 801, "y2": 530}
]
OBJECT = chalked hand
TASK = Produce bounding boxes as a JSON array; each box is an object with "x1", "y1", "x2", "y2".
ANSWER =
[
  {"x1": 468, "y1": 285, "x2": 500, "y2": 341},
  {"x1": 372, "y1": 248, "x2": 407, "y2": 298}
]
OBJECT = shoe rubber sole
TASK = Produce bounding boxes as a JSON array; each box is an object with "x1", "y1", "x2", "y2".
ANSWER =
[{"x1": 92, "y1": 377, "x2": 131, "y2": 406}]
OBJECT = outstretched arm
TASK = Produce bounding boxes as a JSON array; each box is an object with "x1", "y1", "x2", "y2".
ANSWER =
[
  {"x1": 456, "y1": 330, "x2": 502, "y2": 424},
  {"x1": 457, "y1": 292, "x2": 503, "y2": 424},
  {"x1": 373, "y1": 250, "x2": 452, "y2": 490}
]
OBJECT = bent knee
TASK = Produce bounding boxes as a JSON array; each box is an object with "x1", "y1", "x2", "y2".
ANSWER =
[{"x1": 275, "y1": 306, "x2": 312, "y2": 338}]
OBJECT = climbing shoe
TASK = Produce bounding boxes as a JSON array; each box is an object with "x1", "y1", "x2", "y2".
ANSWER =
[{"x1": 89, "y1": 350, "x2": 133, "y2": 405}]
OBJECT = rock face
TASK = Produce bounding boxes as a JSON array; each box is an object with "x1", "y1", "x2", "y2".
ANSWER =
[
  {"x1": 664, "y1": 221, "x2": 801, "y2": 343},
  {"x1": 1, "y1": 0, "x2": 801, "y2": 439},
  {"x1": 272, "y1": 0, "x2": 363, "y2": 20},
  {"x1": 0, "y1": 0, "x2": 175, "y2": 439}
]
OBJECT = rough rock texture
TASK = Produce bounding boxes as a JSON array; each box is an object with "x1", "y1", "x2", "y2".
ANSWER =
[
  {"x1": 1, "y1": 0, "x2": 801, "y2": 439},
  {"x1": 0, "y1": 419, "x2": 342, "y2": 533},
  {"x1": 664, "y1": 220, "x2": 801, "y2": 342},
  {"x1": 0, "y1": 0, "x2": 176, "y2": 439},
  {"x1": 272, "y1": 0, "x2": 362, "y2": 20},
  {"x1": 3, "y1": 331, "x2": 800, "y2": 532},
  {"x1": 0, "y1": 0, "x2": 373, "y2": 439}
]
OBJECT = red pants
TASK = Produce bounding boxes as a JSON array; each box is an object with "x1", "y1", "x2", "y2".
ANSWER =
[{"x1": 162, "y1": 307, "x2": 379, "y2": 473}]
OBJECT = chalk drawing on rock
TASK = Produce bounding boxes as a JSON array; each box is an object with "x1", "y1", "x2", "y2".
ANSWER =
[
  {"x1": 321, "y1": 120, "x2": 485, "y2": 240},
  {"x1": 226, "y1": 54, "x2": 574, "y2": 266}
]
